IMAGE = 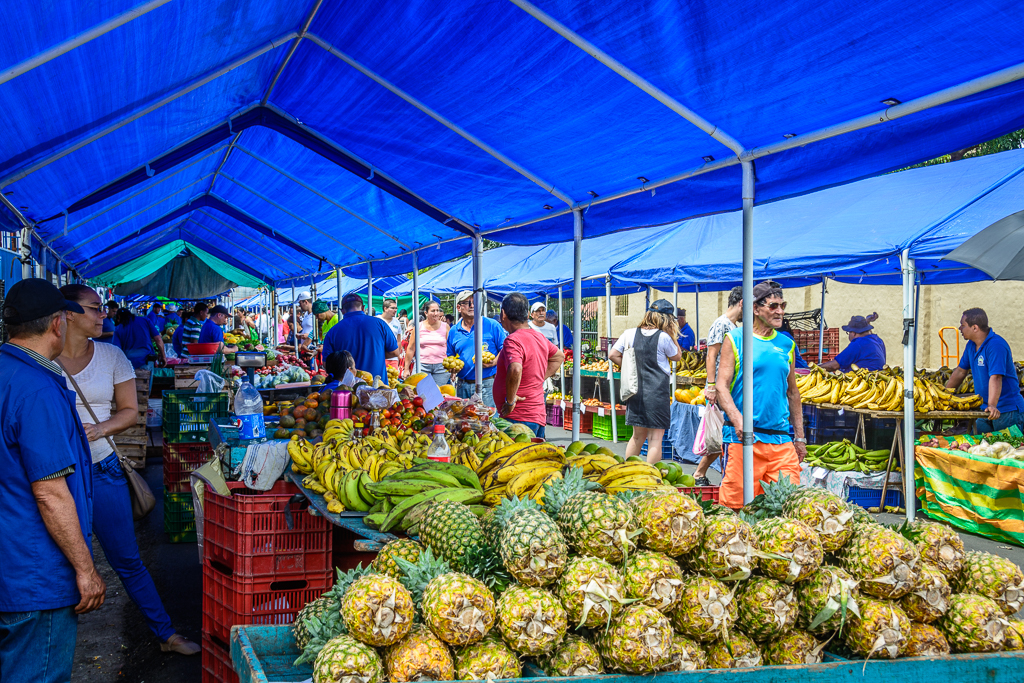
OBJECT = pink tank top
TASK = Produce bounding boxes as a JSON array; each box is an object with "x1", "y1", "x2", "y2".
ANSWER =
[{"x1": 418, "y1": 322, "x2": 449, "y2": 364}]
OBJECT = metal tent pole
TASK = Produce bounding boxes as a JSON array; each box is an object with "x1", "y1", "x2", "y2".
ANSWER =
[
  {"x1": 902, "y1": 250, "x2": 917, "y2": 523},
  {"x1": 472, "y1": 235, "x2": 484, "y2": 389},
  {"x1": 20, "y1": 228, "x2": 32, "y2": 280},
  {"x1": 695, "y1": 284, "x2": 700, "y2": 348},
  {"x1": 367, "y1": 262, "x2": 373, "y2": 315},
  {"x1": 606, "y1": 276, "x2": 618, "y2": 443},
  {"x1": 291, "y1": 284, "x2": 298, "y2": 348},
  {"x1": 412, "y1": 251, "x2": 421, "y2": 374},
  {"x1": 272, "y1": 288, "x2": 279, "y2": 346},
  {"x1": 741, "y1": 161, "x2": 755, "y2": 505},
  {"x1": 558, "y1": 286, "x2": 565, "y2": 399},
  {"x1": 572, "y1": 210, "x2": 583, "y2": 442},
  {"x1": 818, "y1": 278, "x2": 827, "y2": 364},
  {"x1": 672, "y1": 281, "x2": 679, "y2": 394},
  {"x1": 646, "y1": 285, "x2": 652, "y2": 310}
]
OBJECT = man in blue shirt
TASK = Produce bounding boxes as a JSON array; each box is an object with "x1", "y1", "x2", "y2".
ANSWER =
[
  {"x1": 94, "y1": 300, "x2": 118, "y2": 343},
  {"x1": 163, "y1": 303, "x2": 182, "y2": 329},
  {"x1": 545, "y1": 310, "x2": 573, "y2": 350},
  {"x1": 676, "y1": 308, "x2": 696, "y2": 350},
  {"x1": 447, "y1": 290, "x2": 507, "y2": 407},
  {"x1": 945, "y1": 308, "x2": 1024, "y2": 434},
  {"x1": 198, "y1": 304, "x2": 237, "y2": 354},
  {"x1": 322, "y1": 293, "x2": 399, "y2": 381},
  {"x1": 0, "y1": 279, "x2": 106, "y2": 682},
  {"x1": 821, "y1": 313, "x2": 886, "y2": 372},
  {"x1": 146, "y1": 302, "x2": 166, "y2": 332}
]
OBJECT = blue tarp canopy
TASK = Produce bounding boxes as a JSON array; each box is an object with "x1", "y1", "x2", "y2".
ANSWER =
[
  {"x1": 610, "y1": 149, "x2": 1024, "y2": 288},
  {"x1": 276, "y1": 274, "x2": 406, "y2": 305},
  {"x1": 1, "y1": 1, "x2": 1023, "y2": 284}
]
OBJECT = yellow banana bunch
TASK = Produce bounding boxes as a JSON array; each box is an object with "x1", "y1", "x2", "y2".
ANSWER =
[
  {"x1": 478, "y1": 442, "x2": 566, "y2": 504},
  {"x1": 796, "y1": 365, "x2": 983, "y2": 413},
  {"x1": 566, "y1": 451, "x2": 618, "y2": 476},
  {"x1": 597, "y1": 461, "x2": 666, "y2": 493},
  {"x1": 287, "y1": 437, "x2": 314, "y2": 473}
]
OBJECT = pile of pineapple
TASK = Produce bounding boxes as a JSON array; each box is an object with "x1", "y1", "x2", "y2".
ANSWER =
[{"x1": 296, "y1": 474, "x2": 1024, "y2": 682}]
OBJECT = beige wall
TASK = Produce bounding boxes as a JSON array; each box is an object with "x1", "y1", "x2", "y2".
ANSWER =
[{"x1": 597, "y1": 281, "x2": 1024, "y2": 370}]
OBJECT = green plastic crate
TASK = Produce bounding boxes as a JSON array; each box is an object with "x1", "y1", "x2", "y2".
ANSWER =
[
  {"x1": 592, "y1": 413, "x2": 632, "y2": 441},
  {"x1": 161, "y1": 390, "x2": 229, "y2": 443},
  {"x1": 164, "y1": 491, "x2": 196, "y2": 543}
]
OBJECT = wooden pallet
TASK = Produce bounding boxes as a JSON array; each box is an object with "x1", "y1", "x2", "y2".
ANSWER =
[
  {"x1": 118, "y1": 443, "x2": 146, "y2": 470},
  {"x1": 173, "y1": 365, "x2": 202, "y2": 389}
]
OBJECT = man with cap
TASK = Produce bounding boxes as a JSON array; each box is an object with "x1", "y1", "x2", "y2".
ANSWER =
[
  {"x1": 447, "y1": 290, "x2": 507, "y2": 407},
  {"x1": 145, "y1": 302, "x2": 165, "y2": 333},
  {"x1": 0, "y1": 279, "x2": 107, "y2": 681},
  {"x1": 945, "y1": 308, "x2": 1024, "y2": 433},
  {"x1": 322, "y1": 293, "x2": 399, "y2": 381},
  {"x1": 313, "y1": 300, "x2": 339, "y2": 337},
  {"x1": 163, "y1": 303, "x2": 182, "y2": 329},
  {"x1": 295, "y1": 291, "x2": 315, "y2": 345},
  {"x1": 198, "y1": 304, "x2": 238, "y2": 354},
  {"x1": 545, "y1": 309, "x2": 573, "y2": 350},
  {"x1": 528, "y1": 301, "x2": 559, "y2": 346},
  {"x1": 820, "y1": 312, "x2": 886, "y2": 372},
  {"x1": 677, "y1": 308, "x2": 696, "y2": 351}
]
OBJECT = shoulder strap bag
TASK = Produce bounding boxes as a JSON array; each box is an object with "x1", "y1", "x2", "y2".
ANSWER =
[
  {"x1": 619, "y1": 329, "x2": 640, "y2": 402},
  {"x1": 58, "y1": 360, "x2": 156, "y2": 520}
]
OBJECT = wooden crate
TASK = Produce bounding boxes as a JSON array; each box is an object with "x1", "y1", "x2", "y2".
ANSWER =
[{"x1": 174, "y1": 366, "x2": 202, "y2": 389}]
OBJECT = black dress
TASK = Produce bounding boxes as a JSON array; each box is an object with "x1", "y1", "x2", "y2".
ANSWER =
[{"x1": 624, "y1": 328, "x2": 671, "y2": 430}]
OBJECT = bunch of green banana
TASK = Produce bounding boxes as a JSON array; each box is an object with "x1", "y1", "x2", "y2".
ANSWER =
[
  {"x1": 363, "y1": 460, "x2": 484, "y2": 532},
  {"x1": 476, "y1": 442, "x2": 566, "y2": 505},
  {"x1": 596, "y1": 460, "x2": 670, "y2": 493},
  {"x1": 449, "y1": 430, "x2": 517, "y2": 471},
  {"x1": 804, "y1": 440, "x2": 893, "y2": 473}
]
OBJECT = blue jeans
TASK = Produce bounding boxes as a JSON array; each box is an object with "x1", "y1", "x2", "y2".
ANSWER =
[
  {"x1": 93, "y1": 454, "x2": 175, "y2": 641},
  {"x1": 420, "y1": 363, "x2": 452, "y2": 390},
  {"x1": 457, "y1": 377, "x2": 495, "y2": 408},
  {"x1": 509, "y1": 419, "x2": 546, "y2": 439},
  {"x1": 0, "y1": 606, "x2": 77, "y2": 683},
  {"x1": 976, "y1": 409, "x2": 1024, "y2": 435}
]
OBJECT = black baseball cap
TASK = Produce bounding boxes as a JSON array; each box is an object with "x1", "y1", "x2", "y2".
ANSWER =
[
  {"x1": 649, "y1": 299, "x2": 675, "y2": 315},
  {"x1": 2, "y1": 278, "x2": 84, "y2": 324},
  {"x1": 210, "y1": 305, "x2": 230, "y2": 316}
]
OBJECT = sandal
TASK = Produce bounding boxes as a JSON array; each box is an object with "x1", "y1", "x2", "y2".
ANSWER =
[
  {"x1": 693, "y1": 476, "x2": 712, "y2": 487},
  {"x1": 161, "y1": 633, "x2": 201, "y2": 655}
]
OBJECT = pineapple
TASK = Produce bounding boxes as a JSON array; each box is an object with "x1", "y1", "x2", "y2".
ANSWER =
[
  {"x1": 384, "y1": 624, "x2": 455, "y2": 682},
  {"x1": 295, "y1": 565, "x2": 374, "y2": 666},
  {"x1": 735, "y1": 576, "x2": 798, "y2": 641},
  {"x1": 395, "y1": 548, "x2": 451, "y2": 605},
  {"x1": 704, "y1": 631, "x2": 762, "y2": 669},
  {"x1": 312, "y1": 634, "x2": 385, "y2": 683},
  {"x1": 739, "y1": 476, "x2": 800, "y2": 523},
  {"x1": 557, "y1": 555, "x2": 630, "y2": 629},
  {"x1": 630, "y1": 491, "x2": 704, "y2": 556},
  {"x1": 538, "y1": 634, "x2": 604, "y2": 676},
  {"x1": 341, "y1": 573, "x2": 415, "y2": 647},
  {"x1": 796, "y1": 565, "x2": 860, "y2": 635},
  {"x1": 899, "y1": 563, "x2": 951, "y2": 623},
  {"x1": 492, "y1": 497, "x2": 568, "y2": 587},
  {"x1": 937, "y1": 593, "x2": 1008, "y2": 653},
  {"x1": 422, "y1": 573, "x2": 495, "y2": 645},
  {"x1": 419, "y1": 500, "x2": 488, "y2": 571},
  {"x1": 895, "y1": 519, "x2": 965, "y2": 577},
  {"x1": 459, "y1": 542, "x2": 513, "y2": 597},
  {"x1": 495, "y1": 584, "x2": 567, "y2": 655},
  {"x1": 655, "y1": 634, "x2": 707, "y2": 672},
  {"x1": 844, "y1": 598, "x2": 910, "y2": 659},
  {"x1": 479, "y1": 507, "x2": 500, "y2": 546},
  {"x1": 904, "y1": 622, "x2": 951, "y2": 657},
  {"x1": 669, "y1": 575, "x2": 737, "y2": 642},
  {"x1": 692, "y1": 514, "x2": 756, "y2": 581},
  {"x1": 751, "y1": 517, "x2": 823, "y2": 583},
  {"x1": 833, "y1": 522, "x2": 919, "y2": 599},
  {"x1": 295, "y1": 594, "x2": 337, "y2": 652},
  {"x1": 760, "y1": 630, "x2": 826, "y2": 665},
  {"x1": 782, "y1": 487, "x2": 855, "y2": 552},
  {"x1": 953, "y1": 551, "x2": 1024, "y2": 616},
  {"x1": 372, "y1": 539, "x2": 423, "y2": 578},
  {"x1": 453, "y1": 633, "x2": 521, "y2": 680},
  {"x1": 621, "y1": 551, "x2": 684, "y2": 612},
  {"x1": 1004, "y1": 619, "x2": 1024, "y2": 651},
  {"x1": 544, "y1": 469, "x2": 636, "y2": 563},
  {"x1": 597, "y1": 604, "x2": 673, "y2": 673}
]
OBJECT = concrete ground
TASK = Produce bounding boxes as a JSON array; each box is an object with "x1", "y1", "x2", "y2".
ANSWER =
[{"x1": 72, "y1": 429, "x2": 1018, "y2": 681}]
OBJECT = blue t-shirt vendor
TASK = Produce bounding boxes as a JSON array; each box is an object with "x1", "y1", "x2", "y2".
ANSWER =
[
  {"x1": 820, "y1": 312, "x2": 886, "y2": 372},
  {"x1": 945, "y1": 307, "x2": 1024, "y2": 434}
]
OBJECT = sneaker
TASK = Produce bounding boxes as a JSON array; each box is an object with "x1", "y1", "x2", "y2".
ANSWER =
[
  {"x1": 161, "y1": 634, "x2": 201, "y2": 656},
  {"x1": 693, "y1": 476, "x2": 712, "y2": 487}
]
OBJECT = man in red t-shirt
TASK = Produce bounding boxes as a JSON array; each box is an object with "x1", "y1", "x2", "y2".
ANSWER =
[{"x1": 494, "y1": 292, "x2": 564, "y2": 438}]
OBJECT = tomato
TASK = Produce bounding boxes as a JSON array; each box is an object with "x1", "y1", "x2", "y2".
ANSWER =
[{"x1": 412, "y1": 396, "x2": 424, "y2": 407}]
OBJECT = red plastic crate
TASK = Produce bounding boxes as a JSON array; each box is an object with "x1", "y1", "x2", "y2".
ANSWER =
[
  {"x1": 678, "y1": 485, "x2": 721, "y2": 503},
  {"x1": 201, "y1": 633, "x2": 235, "y2": 683},
  {"x1": 202, "y1": 561, "x2": 330, "y2": 643},
  {"x1": 204, "y1": 481, "x2": 333, "y2": 578},
  {"x1": 563, "y1": 409, "x2": 593, "y2": 434},
  {"x1": 163, "y1": 443, "x2": 213, "y2": 493}
]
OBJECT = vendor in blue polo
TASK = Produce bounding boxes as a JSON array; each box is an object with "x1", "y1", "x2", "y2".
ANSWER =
[
  {"x1": 945, "y1": 307, "x2": 1024, "y2": 433},
  {"x1": 820, "y1": 312, "x2": 886, "y2": 372}
]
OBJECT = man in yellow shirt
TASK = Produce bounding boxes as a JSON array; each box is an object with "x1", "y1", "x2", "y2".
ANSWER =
[{"x1": 313, "y1": 300, "x2": 339, "y2": 337}]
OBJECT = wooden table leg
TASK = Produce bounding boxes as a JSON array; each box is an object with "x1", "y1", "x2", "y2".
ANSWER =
[
  {"x1": 856, "y1": 413, "x2": 867, "y2": 449},
  {"x1": 877, "y1": 418, "x2": 902, "y2": 511}
]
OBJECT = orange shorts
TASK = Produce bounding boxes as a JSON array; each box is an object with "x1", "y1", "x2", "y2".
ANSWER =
[{"x1": 719, "y1": 441, "x2": 801, "y2": 510}]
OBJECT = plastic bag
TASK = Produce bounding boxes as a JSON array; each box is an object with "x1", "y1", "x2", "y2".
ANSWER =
[
  {"x1": 693, "y1": 405, "x2": 724, "y2": 457},
  {"x1": 194, "y1": 369, "x2": 226, "y2": 394}
]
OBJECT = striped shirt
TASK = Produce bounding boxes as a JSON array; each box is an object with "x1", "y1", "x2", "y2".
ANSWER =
[
  {"x1": 183, "y1": 317, "x2": 204, "y2": 345},
  {"x1": 8, "y1": 344, "x2": 75, "y2": 480}
]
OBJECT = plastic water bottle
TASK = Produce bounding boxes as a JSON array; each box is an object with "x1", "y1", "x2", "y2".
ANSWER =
[
  {"x1": 425, "y1": 425, "x2": 451, "y2": 463},
  {"x1": 235, "y1": 378, "x2": 266, "y2": 441}
]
